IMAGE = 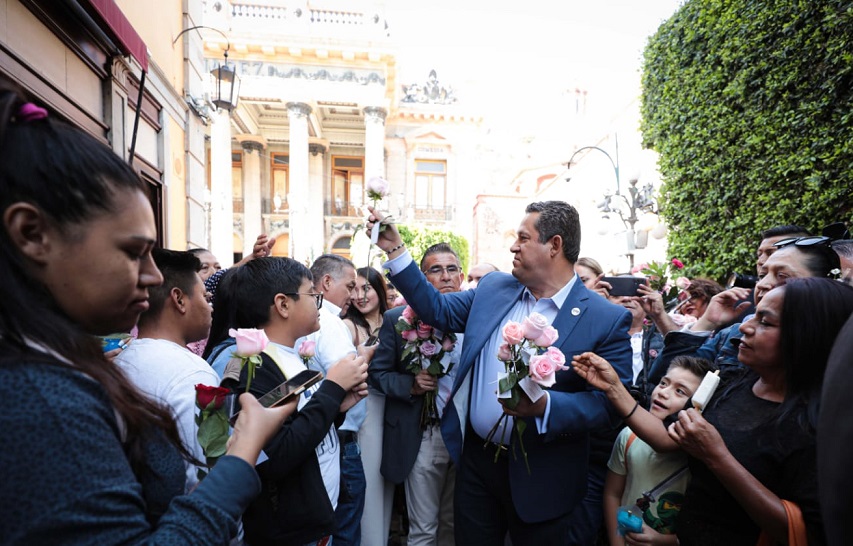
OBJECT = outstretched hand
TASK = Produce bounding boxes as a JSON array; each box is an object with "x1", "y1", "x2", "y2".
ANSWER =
[{"x1": 571, "y1": 351, "x2": 622, "y2": 392}]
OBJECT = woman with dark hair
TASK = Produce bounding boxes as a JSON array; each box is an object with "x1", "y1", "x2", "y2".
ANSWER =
[
  {"x1": 202, "y1": 267, "x2": 241, "y2": 376},
  {"x1": 573, "y1": 277, "x2": 853, "y2": 545},
  {"x1": 342, "y1": 266, "x2": 389, "y2": 344},
  {"x1": 0, "y1": 79, "x2": 294, "y2": 543}
]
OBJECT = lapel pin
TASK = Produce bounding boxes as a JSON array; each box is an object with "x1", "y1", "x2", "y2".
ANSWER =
[{"x1": 571, "y1": 307, "x2": 581, "y2": 316}]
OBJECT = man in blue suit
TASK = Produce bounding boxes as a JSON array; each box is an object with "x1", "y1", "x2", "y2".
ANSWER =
[{"x1": 367, "y1": 201, "x2": 633, "y2": 545}]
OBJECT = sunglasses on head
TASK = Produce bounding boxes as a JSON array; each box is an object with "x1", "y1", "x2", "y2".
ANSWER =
[{"x1": 773, "y1": 236, "x2": 832, "y2": 249}]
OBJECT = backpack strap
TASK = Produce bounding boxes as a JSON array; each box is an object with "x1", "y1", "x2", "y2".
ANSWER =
[{"x1": 624, "y1": 431, "x2": 637, "y2": 471}]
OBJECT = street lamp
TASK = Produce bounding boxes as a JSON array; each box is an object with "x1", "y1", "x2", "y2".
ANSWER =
[
  {"x1": 173, "y1": 26, "x2": 241, "y2": 113},
  {"x1": 565, "y1": 135, "x2": 658, "y2": 269}
]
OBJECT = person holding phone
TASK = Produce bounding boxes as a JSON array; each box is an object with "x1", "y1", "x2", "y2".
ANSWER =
[
  {"x1": 0, "y1": 78, "x2": 295, "y2": 544},
  {"x1": 227, "y1": 257, "x2": 370, "y2": 546},
  {"x1": 297, "y1": 254, "x2": 366, "y2": 546}
]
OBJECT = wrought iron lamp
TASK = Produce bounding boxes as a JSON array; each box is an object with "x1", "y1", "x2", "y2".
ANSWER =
[{"x1": 173, "y1": 26, "x2": 240, "y2": 112}]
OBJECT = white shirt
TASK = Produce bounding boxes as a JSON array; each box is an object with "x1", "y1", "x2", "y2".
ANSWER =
[
  {"x1": 295, "y1": 300, "x2": 363, "y2": 431},
  {"x1": 267, "y1": 342, "x2": 341, "y2": 508},
  {"x1": 630, "y1": 331, "x2": 644, "y2": 385},
  {"x1": 115, "y1": 337, "x2": 220, "y2": 492}
]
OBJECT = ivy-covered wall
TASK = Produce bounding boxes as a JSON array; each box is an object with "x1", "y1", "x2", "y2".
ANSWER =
[{"x1": 641, "y1": 0, "x2": 853, "y2": 281}]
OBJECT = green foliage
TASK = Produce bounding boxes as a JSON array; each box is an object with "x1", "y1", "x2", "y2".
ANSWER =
[
  {"x1": 641, "y1": 0, "x2": 853, "y2": 281},
  {"x1": 397, "y1": 224, "x2": 470, "y2": 273}
]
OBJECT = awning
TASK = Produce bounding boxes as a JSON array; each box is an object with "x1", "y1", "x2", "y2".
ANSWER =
[{"x1": 79, "y1": 0, "x2": 148, "y2": 72}]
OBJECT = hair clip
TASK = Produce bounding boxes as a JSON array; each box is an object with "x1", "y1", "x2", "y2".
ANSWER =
[{"x1": 17, "y1": 103, "x2": 48, "y2": 122}]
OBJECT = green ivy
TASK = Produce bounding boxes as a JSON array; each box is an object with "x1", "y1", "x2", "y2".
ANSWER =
[
  {"x1": 641, "y1": 0, "x2": 853, "y2": 282},
  {"x1": 397, "y1": 224, "x2": 470, "y2": 273}
]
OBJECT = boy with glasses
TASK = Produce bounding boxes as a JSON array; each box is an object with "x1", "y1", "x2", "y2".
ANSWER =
[{"x1": 228, "y1": 257, "x2": 370, "y2": 546}]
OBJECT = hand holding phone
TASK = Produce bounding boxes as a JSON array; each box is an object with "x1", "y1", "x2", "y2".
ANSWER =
[
  {"x1": 229, "y1": 370, "x2": 323, "y2": 425},
  {"x1": 601, "y1": 276, "x2": 648, "y2": 297}
]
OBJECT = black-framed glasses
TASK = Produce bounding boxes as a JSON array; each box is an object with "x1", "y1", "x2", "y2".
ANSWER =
[
  {"x1": 773, "y1": 236, "x2": 832, "y2": 249},
  {"x1": 424, "y1": 265, "x2": 461, "y2": 276},
  {"x1": 285, "y1": 292, "x2": 324, "y2": 309}
]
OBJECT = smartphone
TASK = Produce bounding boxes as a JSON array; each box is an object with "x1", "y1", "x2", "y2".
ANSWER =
[
  {"x1": 602, "y1": 276, "x2": 648, "y2": 297},
  {"x1": 257, "y1": 370, "x2": 324, "y2": 408},
  {"x1": 364, "y1": 334, "x2": 380, "y2": 346},
  {"x1": 229, "y1": 370, "x2": 323, "y2": 425}
]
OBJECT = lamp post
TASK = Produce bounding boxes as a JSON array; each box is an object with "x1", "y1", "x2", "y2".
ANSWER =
[
  {"x1": 565, "y1": 135, "x2": 658, "y2": 269},
  {"x1": 173, "y1": 26, "x2": 241, "y2": 113}
]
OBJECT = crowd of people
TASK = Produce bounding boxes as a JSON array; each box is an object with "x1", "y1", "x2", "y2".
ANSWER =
[{"x1": 3, "y1": 76, "x2": 853, "y2": 546}]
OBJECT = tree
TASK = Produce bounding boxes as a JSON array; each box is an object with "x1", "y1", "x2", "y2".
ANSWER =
[
  {"x1": 641, "y1": 0, "x2": 853, "y2": 281},
  {"x1": 397, "y1": 224, "x2": 470, "y2": 273}
]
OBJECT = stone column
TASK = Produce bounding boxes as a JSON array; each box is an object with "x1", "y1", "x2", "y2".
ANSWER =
[
  {"x1": 240, "y1": 138, "x2": 265, "y2": 256},
  {"x1": 209, "y1": 110, "x2": 234, "y2": 266},
  {"x1": 308, "y1": 140, "x2": 328, "y2": 261},
  {"x1": 363, "y1": 106, "x2": 387, "y2": 180},
  {"x1": 288, "y1": 102, "x2": 312, "y2": 263}
]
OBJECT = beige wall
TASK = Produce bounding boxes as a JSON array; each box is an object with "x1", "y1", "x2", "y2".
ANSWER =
[
  {"x1": 116, "y1": 0, "x2": 184, "y2": 92},
  {"x1": 166, "y1": 116, "x2": 188, "y2": 250}
]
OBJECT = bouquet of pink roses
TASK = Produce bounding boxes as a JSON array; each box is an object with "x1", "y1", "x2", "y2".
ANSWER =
[
  {"x1": 395, "y1": 305, "x2": 457, "y2": 429},
  {"x1": 485, "y1": 312, "x2": 567, "y2": 473}
]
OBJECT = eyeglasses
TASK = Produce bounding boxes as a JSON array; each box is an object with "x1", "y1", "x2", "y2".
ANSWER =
[
  {"x1": 424, "y1": 265, "x2": 461, "y2": 276},
  {"x1": 773, "y1": 236, "x2": 832, "y2": 249},
  {"x1": 285, "y1": 292, "x2": 324, "y2": 309}
]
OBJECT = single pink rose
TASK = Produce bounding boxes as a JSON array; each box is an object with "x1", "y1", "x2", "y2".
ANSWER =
[
  {"x1": 497, "y1": 342, "x2": 512, "y2": 361},
  {"x1": 534, "y1": 326, "x2": 559, "y2": 348},
  {"x1": 648, "y1": 349, "x2": 659, "y2": 358},
  {"x1": 366, "y1": 176, "x2": 390, "y2": 200},
  {"x1": 545, "y1": 346, "x2": 567, "y2": 367},
  {"x1": 402, "y1": 329, "x2": 419, "y2": 342},
  {"x1": 298, "y1": 339, "x2": 316, "y2": 359},
  {"x1": 528, "y1": 354, "x2": 558, "y2": 387},
  {"x1": 441, "y1": 335, "x2": 455, "y2": 352},
  {"x1": 229, "y1": 328, "x2": 269, "y2": 357},
  {"x1": 419, "y1": 340, "x2": 439, "y2": 357},
  {"x1": 502, "y1": 321, "x2": 525, "y2": 345},
  {"x1": 671, "y1": 258, "x2": 685, "y2": 269},
  {"x1": 522, "y1": 312, "x2": 549, "y2": 340},
  {"x1": 402, "y1": 306, "x2": 417, "y2": 323},
  {"x1": 417, "y1": 322, "x2": 433, "y2": 339},
  {"x1": 675, "y1": 276, "x2": 691, "y2": 290}
]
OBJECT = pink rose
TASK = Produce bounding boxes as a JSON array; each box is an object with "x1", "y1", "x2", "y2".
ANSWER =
[
  {"x1": 675, "y1": 276, "x2": 691, "y2": 290},
  {"x1": 419, "y1": 340, "x2": 439, "y2": 357},
  {"x1": 298, "y1": 339, "x2": 316, "y2": 359},
  {"x1": 366, "y1": 176, "x2": 390, "y2": 200},
  {"x1": 631, "y1": 263, "x2": 648, "y2": 274},
  {"x1": 441, "y1": 335, "x2": 455, "y2": 352},
  {"x1": 544, "y1": 346, "x2": 566, "y2": 367},
  {"x1": 671, "y1": 258, "x2": 685, "y2": 269},
  {"x1": 502, "y1": 321, "x2": 525, "y2": 345},
  {"x1": 417, "y1": 322, "x2": 433, "y2": 340},
  {"x1": 648, "y1": 349, "x2": 659, "y2": 358},
  {"x1": 229, "y1": 328, "x2": 269, "y2": 357},
  {"x1": 528, "y1": 354, "x2": 559, "y2": 387},
  {"x1": 534, "y1": 326, "x2": 559, "y2": 348},
  {"x1": 521, "y1": 312, "x2": 549, "y2": 340},
  {"x1": 402, "y1": 329, "x2": 419, "y2": 342},
  {"x1": 497, "y1": 342, "x2": 512, "y2": 361},
  {"x1": 402, "y1": 306, "x2": 417, "y2": 323}
]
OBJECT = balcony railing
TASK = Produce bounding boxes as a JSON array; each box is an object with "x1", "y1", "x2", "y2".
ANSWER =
[{"x1": 413, "y1": 205, "x2": 453, "y2": 222}]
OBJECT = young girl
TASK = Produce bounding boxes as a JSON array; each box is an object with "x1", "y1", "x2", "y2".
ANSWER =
[{"x1": 0, "y1": 78, "x2": 294, "y2": 544}]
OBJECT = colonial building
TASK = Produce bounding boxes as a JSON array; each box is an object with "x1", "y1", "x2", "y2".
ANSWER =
[{"x1": 202, "y1": 0, "x2": 483, "y2": 266}]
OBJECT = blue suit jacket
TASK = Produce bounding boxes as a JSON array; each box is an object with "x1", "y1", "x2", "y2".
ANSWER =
[{"x1": 390, "y1": 261, "x2": 632, "y2": 523}]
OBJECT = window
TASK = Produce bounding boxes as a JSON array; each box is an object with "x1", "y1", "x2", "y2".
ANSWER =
[
  {"x1": 271, "y1": 153, "x2": 288, "y2": 212},
  {"x1": 330, "y1": 156, "x2": 364, "y2": 216},
  {"x1": 414, "y1": 160, "x2": 446, "y2": 209},
  {"x1": 232, "y1": 151, "x2": 243, "y2": 213}
]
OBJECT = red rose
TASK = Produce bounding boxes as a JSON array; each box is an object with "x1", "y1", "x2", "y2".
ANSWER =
[
  {"x1": 196, "y1": 384, "x2": 231, "y2": 410},
  {"x1": 671, "y1": 258, "x2": 685, "y2": 269}
]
